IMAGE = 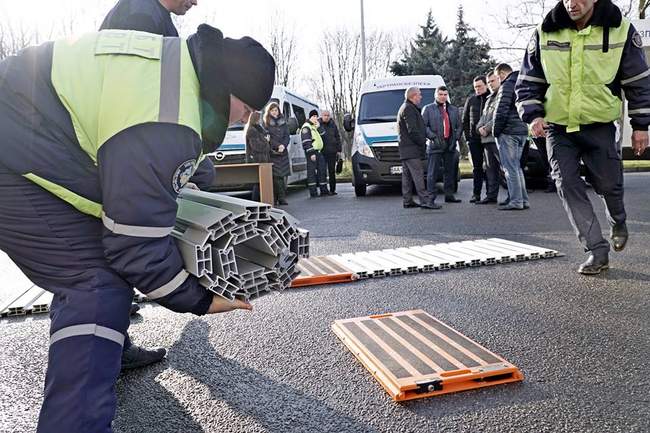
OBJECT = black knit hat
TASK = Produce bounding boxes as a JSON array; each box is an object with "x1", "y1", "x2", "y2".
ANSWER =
[
  {"x1": 222, "y1": 36, "x2": 276, "y2": 110},
  {"x1": 187, "y1": 25, "x2": 276, "y2": 152},
  {"x1": 309, "y1": 109, "x2": 319, "y2": 119}
]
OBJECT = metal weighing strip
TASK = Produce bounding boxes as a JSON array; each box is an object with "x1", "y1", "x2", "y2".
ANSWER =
[
  {"x1": 2, "y1": 238, "x2": 560, "y2": 318},
  {"x1": 293, "y1": 237, "x2": 561, "y2": 286},
  {"x1": 332, "y1": 310, "x2": 524, "y2": 401}
]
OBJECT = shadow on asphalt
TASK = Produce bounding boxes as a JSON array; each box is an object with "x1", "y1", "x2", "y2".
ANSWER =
[
  {"x1": 594, "y1": 269, "x2": 650, "y2": 282},
  {"x1": 117, "y1": 319, "x2": 377, "y2": 433}
]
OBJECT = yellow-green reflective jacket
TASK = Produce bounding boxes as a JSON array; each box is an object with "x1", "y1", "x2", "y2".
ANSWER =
[
  {"x1": 539, "y1": 20, "x2": 630, "y2": 132},
  {"x1": 302, "y1": 122, "x2": 324, "y2": 151},
  {"x1": 28, "y1": 30, "x2": 202, "y2": 217}
]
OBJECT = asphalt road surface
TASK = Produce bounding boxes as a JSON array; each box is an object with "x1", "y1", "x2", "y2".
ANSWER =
[{"x1": 1, "y1": 174, "x2": 649, "y2": 433}]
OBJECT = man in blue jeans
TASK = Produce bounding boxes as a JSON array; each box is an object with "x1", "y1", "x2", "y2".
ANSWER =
[{"x1": 493, "y1": 63, "x2": 530, "y2": 210}]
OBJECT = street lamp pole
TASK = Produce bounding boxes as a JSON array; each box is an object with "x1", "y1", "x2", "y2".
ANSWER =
[{"x1": 360, "y1": 0, "x2": 367, "y2": 81}]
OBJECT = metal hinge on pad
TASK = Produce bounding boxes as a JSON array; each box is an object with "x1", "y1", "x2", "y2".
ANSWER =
[{"x1": 415, "y1": 379, "x2": 443, "y2": 394}]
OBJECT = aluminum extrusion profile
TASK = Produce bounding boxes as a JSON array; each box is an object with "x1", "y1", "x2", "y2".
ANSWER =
[
  {"x1": 199, "y1": 274, "x2": 238, "y2": 301},
  {"x1": 174, "y1": 237, "x2": 213, "y2": 277},
  {"x1": 212, "y1": 246, "x2": 238, "y2": 279}
]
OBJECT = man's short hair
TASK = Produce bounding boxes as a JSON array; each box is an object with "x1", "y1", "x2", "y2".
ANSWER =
[
  {"x1": 405, "y1": 86, "x2": 420, "y2": 99},
  {"x1": 494, "y1": 63, "x2": 513, "y2": 75},
  {"x1": 473, "y1": 75, "x2": 487, "y2": 85},
  {"x1": 486, "y1": 70, "x2": 496, "y2": 77},
  {"x1": 436, "y1": 85, "x2": 448, "y2": 93}
]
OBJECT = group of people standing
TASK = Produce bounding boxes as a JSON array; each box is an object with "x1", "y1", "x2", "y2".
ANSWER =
[
  {"x1": 397, "y1": 63, "x2": 531, "y2": 210},
  {"x1": 245, "y1": 107, "x2": 343, "y2": 202},
  {"x1": 245, "y1": 103, "x2": 291, "y2": 205},
  {"x1": 398, "y1": 0, "x2": 650, "y2": 277}
]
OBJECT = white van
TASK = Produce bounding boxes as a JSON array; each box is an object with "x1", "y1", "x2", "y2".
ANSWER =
[
  {"x1": 206, "y1": 85, "x2": 320, "y2": 185},
  {"x1": 343, "y1": 75, "x2": 449, "y2": 196}
]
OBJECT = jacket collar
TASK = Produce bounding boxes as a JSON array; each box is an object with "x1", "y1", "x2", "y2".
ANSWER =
[{"x1": 541, "y1": 0, "x2": 622, "y2": 32}]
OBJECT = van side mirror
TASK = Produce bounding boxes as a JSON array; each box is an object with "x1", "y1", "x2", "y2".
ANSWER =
[
  {"x1": 343, "y1": 113, "x2": 354, "y2": 132},
  {"x1": 287, "y1": 117, "x2": 299, "y2": 134}
]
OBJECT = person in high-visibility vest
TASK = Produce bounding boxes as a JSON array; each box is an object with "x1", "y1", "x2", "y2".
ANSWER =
[
  {"x1": 516, "y1": 0, "x2": 650, "y2": 275},
  {"x1": 0, "y1": 25, "x2": 274, "y2": 433},
  {"x1": 301, "y1": 109, "x2": 329, "y2": 197},
  {"x1": 100, "y1": 0, "x2": 214, "y2": 372}
]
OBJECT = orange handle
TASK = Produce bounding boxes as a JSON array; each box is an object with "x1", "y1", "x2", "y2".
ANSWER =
[
  {"x1": 369, "y1": 313, "x2": 393, "y2": 319},
  {"x1": 440, "y1": 369, "x2": 472, "y2": 377}
]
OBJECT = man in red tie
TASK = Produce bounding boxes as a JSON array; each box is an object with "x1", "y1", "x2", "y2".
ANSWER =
[{"x1": 422, "y1": 86, "x2": 462, "y2": 203}]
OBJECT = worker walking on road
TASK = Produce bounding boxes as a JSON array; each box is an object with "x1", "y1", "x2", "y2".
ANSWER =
[
  {"x1": 0, "y1": 25, "x2": 274, "y2": 433},
  {"x1": 516, "y1": 0, "x2": 650, "y2": 274}
]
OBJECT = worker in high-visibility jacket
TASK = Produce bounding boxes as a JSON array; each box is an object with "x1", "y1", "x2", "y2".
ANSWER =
[
  {"x1": 301, "y1": 109, "x2": 329, "y2": 197},
  {"x1": 515, "y1": 0, "x2": 650, "y2": 275},
  {"x1": 0, "y1": 25, "x2": 274, "y2": 433}
]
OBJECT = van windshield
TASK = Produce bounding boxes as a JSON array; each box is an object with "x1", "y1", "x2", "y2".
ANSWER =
[{"x1": 358, "y1": 89, "x2": 435, "y2": 125}]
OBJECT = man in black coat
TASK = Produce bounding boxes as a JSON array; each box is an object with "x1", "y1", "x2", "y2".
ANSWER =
[
  {"x1": 318, "y1": 110, "x2": 342, "y2": 195},
  {"x1": 397, "y1": 87, "x2": 437, "y2": 209},
  {"x1": 493, "y1": 63, "x2": 530, "y2": 211},
  {"x1": 462, "y1": 76, "x2": 490, "y2": 202},
  {"x1": 101, "y1": 0, "x2": 197, "y2": 35}
]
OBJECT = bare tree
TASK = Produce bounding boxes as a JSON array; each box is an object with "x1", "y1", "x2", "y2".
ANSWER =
[
  {"x1": 264, "y1": 12, "x2": 298, "y2": 88},
  {"x1": 308, "y1": 28, "x2": 396, "y2": 157},
  {"x1": 479, "y1": 0, "x2": 642, "y2": 65}
]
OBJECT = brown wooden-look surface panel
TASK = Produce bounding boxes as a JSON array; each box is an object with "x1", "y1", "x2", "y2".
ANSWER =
[{"x1": 332, "y1": 310, "x2": 524, "y2": 401}]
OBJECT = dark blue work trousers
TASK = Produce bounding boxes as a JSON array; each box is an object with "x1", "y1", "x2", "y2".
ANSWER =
[{"x1": 0, "y1": 167, "x2": 133, "y2": 433}]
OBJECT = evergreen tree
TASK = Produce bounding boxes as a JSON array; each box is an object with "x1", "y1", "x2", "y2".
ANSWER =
[
  {"x1": 443, "y1": 6, "x2": 496, "y2": 100},
  {"x1": 390, "y1": 10, "x2": 448, "y2": 76}
]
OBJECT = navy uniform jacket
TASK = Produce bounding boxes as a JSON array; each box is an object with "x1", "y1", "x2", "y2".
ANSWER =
[
  {"x1": 515, "y1": 0, "x2": 650, "y2": 131},
  {"x1": 0, "y1": 41, "x2": 214, "y2": 315},
  {"x1": 100, "y1": 0, "x2": 216, "y2": 188},
  {"x1": 101, "y1": 0, "x2": 179, "y2": 37}
]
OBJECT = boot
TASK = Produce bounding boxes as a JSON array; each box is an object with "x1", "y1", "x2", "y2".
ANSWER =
[
  {"x1": 129, "y1": 303, "x2": 140, "y2": 316},
  {"x1": 121, "y1": 344, "x2": 167, "y2": 370},
  {"x1": 610, "y1": 222, "x2": 628, "y2": 252},
  {"x1": 578, "y1": 254, "x2": 609, "y2": 275}
]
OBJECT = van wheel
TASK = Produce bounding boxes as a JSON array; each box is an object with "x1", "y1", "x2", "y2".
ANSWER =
[{"x1": 354, "y1": 183, "x2": 367, "y2": 197}]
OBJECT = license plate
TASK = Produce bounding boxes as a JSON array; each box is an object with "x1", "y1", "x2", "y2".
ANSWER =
[{"x1": 390, "y1": 166, "x2": 403, "y2": 175}]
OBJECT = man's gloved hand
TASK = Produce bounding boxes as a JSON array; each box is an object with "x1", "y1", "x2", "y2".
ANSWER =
[
  {"x1": 632, "y1": 130, "x2": 649, "y2": 157},
  {"x1": 207, "y1": 295, "x2": 252, "y2": 314}
]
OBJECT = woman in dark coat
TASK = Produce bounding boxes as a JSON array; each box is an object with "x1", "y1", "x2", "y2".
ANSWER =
[
  {"x1": 245, "y1": 111, "x2": 270, "y2": 201},
  {"x1": 264, "y1": 102, "x2": 291, "y2": 205}
]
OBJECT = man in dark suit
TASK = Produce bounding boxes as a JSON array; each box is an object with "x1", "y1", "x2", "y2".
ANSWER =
[
  {"x1": 397, "y1": 87, "x2": 438, "y2": 209},
  {"x1": 422, "y1": 86, "x2": 462, "y2": 204}
]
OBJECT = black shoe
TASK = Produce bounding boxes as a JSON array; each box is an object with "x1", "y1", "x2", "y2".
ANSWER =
[
  {"x1": 498, "y1": 204, "x2": 524, "y2": 211},
  {"x1": 278, "y1": 199, "x2": 288, "y2": 205},
  {"x1": 610, "y1": 223, "x2": 628, "y2": 252},
  {"x1": 421, "y1": 202, "x2": 442, "y2": 210},
  {"x1": 523, "y1": 203, "x2": 530, "y2": 210},
  {"x1": 469, "y1": 195, "x2": 480, "y2": 203},
  {"x1": 320, "y1": 189, "x2": 330, "y2": 196},
  {"x1": 329, "y1": 191, "x2": 338, "y2": 196},
  {"x1": 121, "y1": 344, "x2": 166, "y2": 370},
  {"x1": 129, "y1": 303, "x2": 140, "y2": 316},
  {"x1": 403, "y1": 202, "x2": 419, "y2": 208},
  {"x1": 445, "y1": 196, "x2": 462, "y2": 203},
  {"x1": 475, "y1": 198, "x2": 497, "y2": 205},
  {"x1": 498, "y1": 199, "x2": 510, "y2": 206},
  {"x1": 578, "y1": 254, "x2": 609, "y2": 275}
]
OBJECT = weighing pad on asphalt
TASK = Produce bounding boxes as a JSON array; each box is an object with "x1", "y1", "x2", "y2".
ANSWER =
[{"x1": 332, "y1": 310, "x2": 523, "y2": 401}]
